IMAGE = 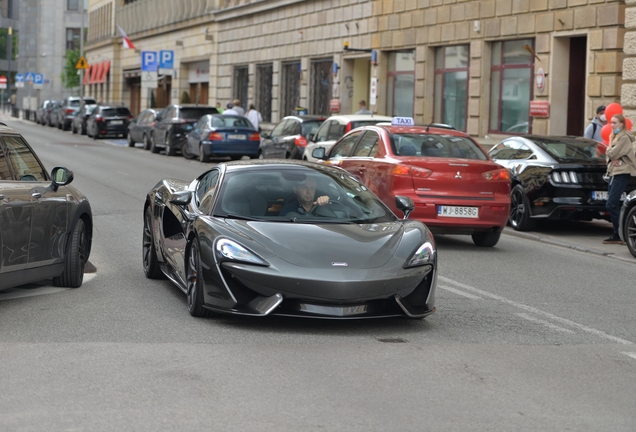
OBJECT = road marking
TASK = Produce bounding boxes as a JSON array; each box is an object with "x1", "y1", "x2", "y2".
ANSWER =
[
  {"x1": 439, "y1": 275, "x2": 634, "y2": 346},
  {"x1": 621, "y1": 352, "x2": 636, "y2": 360},
  {"x1": 516, "y1": 313, "x2": 575, "y2": 334},
  {"x1": 0, "y1": 273, "x2": 97, "y2": 301},
  {"x1": 439, "y1": 285, "x2": 482, "y2": 300}
]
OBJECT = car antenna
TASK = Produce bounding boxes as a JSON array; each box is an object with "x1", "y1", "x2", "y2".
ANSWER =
[{"x1": 425, "y1": 120, "x2": 434, "y2": 132}]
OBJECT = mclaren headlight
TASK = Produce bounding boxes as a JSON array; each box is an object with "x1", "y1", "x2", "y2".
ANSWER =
[
  {"x1": 215, "y1": 239, "x2": 268, "y2": 266},
  {"x1": 404, "y1": 241, "x2": 435, "y2": 268}
]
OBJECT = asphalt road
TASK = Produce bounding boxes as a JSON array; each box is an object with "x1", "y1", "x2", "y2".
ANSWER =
[{"x1": 1, "y1": 115, "x2": 636, "y2": 431}]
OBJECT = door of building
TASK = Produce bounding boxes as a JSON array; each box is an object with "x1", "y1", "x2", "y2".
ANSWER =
[{"x1": 566, "y1": 37, "x2": 586, "y2": 136}]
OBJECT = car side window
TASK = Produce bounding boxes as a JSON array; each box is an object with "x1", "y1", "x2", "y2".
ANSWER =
[
  {"x1": 315, "y1": 122, "x2": 330, "y2": 142},
  {"x1": 490, "y1": 140, "x2": 534, "y2": 160},
  {"x1": 196, "y1": 169, "x2": 220, "y2": 214},
  {"x1": 327, "y1": 121, "x2": 345, "y2": 141},
  {"x1": 271, "y1": 120, "x2": 287, "y2": 137},
  {"x1": 329, "y1": 131, "x2": 362, "y2": 159},
  {"x1": 290, "y1": 121, "x2": 302, "y2": 135},
  {"x1": 282, "y1": 120, "x2": 299, "y2": 136},
  {"x1": 0, "y1": 145, "x2": 12, "y2": 180},
  {"x1": 352, "y1": 131, "x2": 379, "y2": 157},
  {"x1": 196, "y1": 116, "x2": 209, "y2": 130},
  {"x1": 1, "y1": 136, "x2": 47, "y2": 182}
]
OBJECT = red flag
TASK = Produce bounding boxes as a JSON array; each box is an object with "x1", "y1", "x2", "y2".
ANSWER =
[{"x1": 117, "y1": 25, "x2": 136, "y2": 50}]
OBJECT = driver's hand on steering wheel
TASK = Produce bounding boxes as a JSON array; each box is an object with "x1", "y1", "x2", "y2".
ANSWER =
[{"x1": 313, "y1": 195, "x2": 330, "y2": 206}]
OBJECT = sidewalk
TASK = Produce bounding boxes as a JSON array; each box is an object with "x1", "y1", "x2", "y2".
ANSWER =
[{"x1": 503, "y1": 219, "x2": 636, "y2": 264}]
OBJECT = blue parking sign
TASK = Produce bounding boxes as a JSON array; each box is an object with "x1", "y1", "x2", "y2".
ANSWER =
[
  {"x1": 141, "y1": 51, "x2": 158, "y2": 72},
  {"x1": 34, "y1": 74, "x2": 43, "y2": 85},
  {"x1": 159, "y1": 50, "x2": 174, "y2": 70}
]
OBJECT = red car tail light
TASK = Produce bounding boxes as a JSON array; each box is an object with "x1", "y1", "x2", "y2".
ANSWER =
[
  {"x1": 65, "y1": 108, "x2": 74, "y2": 114},
  {"x1": 482, "y1": 169, "x2": 510, "y2": 181},
  {"x1": 344, "y1": 123, "x2": 352, "y2": 133},
  {"x1": 391, "y1": 165, "x2": 432, "y2": 178},
  {"x1": 249, "y1": 133, "x2": 260, "y2": 141},
  {"x1": 208, "y1": 132, "x2": 223, "y2": 141},
  {"x1": 294, "y1": 136, "x2": 308, "y2": 147},
  {"x1": 95, "y1": 115, "x2": 103, "y2": 122}
]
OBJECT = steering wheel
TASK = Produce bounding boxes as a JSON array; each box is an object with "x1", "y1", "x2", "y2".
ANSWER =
[{"x1": 309, "y1": 201, "x2": 349, "y2": 218}]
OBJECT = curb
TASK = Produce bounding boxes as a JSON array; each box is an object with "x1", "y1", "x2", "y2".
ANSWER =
[{"x1": 502, "y1": 228, "x2": 636, "y2": 264}]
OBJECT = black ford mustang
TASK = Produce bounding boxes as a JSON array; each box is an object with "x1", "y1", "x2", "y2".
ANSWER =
[{"x1": 143, "y1": 160, "x2": 437, "y2": 319}]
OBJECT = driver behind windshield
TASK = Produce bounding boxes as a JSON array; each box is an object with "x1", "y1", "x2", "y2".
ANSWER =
[{"x1": 280, "y1": 177, "x2": 330, "y2": 216}]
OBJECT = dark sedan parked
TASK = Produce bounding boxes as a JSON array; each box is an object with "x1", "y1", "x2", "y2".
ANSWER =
[
  {"x1": 127, "y1": 108, "x2": 159, "y2": 149},
  {"x1": 0, "y1": 122, "x2": 93, "y2": 290},
  {"x1": 71, "y1": 104, "x2": 97, "y2": 135},
  {"x1": 184, "y1": 114, "x2": 260, "y2": 162},
  {"x1": 258, "y1": 115, "x2": 325, "y2": 159},
  {"x1": 87, "y1": 106, "x2": 133, "y2": 139},
  {"x1": 489, "y1": 135, "x2": 636, "y2": 231},
  {"x1": 149, "y1": 104, "x2": 219, "y2": 155},
  {"x1": 619, "y1": 190, "x2": 636, "y2": 258},
  {"x1": 143, "y1": 160, "x2": 437, "y2": 319}
]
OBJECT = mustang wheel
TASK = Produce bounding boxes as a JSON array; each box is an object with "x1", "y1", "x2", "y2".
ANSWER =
[
  {"x1": 625, "y1": 206, "x2": 636, "y2": 258},
  {"x1": 199, "y1": 144, "x2": 209, "y2": 163},
  {"x1": 471, "y1": 231, "x2": 501, "y2": 247},
  {"x1": 53, "y1": 219, "x2": 87, "y2": 288},
  {"x1": 186, "y1": 239, "x2": 214, "y2": 318},
  {"x1": 509, "y1": 184, "x2": 537, "y2": 231},
  {"x1": 127, "y1": 132, "x2": 135, "y2": 147},
  {"x1": 143, "y1": 207, "x2": 163, "y2": 279}
]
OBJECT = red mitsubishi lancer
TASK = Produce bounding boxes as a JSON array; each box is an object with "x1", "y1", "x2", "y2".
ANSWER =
[{"x1": 311, "y1": 118, "x2": 511, "y2": 247}]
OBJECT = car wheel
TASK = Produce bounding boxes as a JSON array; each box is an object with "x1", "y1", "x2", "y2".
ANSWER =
[
  {"x1": 199, "y1": 144, "x2": 209, "y2": 163},
  {"x1": 142, "y1": 206, "x2": 163, "y2": 279},
  {"x1": 284, "y1": 152, "x2": 291, "y2": 159},
  {"x1": 53, "y1": 219, "x2": 87, "y2": 288},
  {"x1": 186, "y1": 238, "x2": 214, "y2": 318},
  {"x1": 165, "y1": 139, "x2": 177, "y2": 156},
  {"x1": 625, "y1": 206, "x2": 636, "y2": 258},
  {"x1": 127, "y1": 132, "x2": 135, "y2": 147},
  {"x1": 471, "y1": 231, "x2": 502, "y2": 247},
  {"x1": 150, "y1": 135, "x2": 160, "y2": 153},
  {"x1": 93, "y1": 128, "x2": 99, "y2": 140},
  {"x1": 81, "y1": 125, "x2": 86, "y2": 135},
  {"x1": 509, "y1": 184, "x2": 537, "y2": 231},
  {"x1": 143, "y1": 134, "x2": 151, "y2": 150},
  {"x1": 182, "y1": 142, "x2": 194, "y2": 159},
  {"x1": 71, "y1": 124, "x2": 77, "y2": 134}
]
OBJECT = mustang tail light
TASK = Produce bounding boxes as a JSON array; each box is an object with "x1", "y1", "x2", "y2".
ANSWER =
[
  {"x1": 391, "y1": 165, "x2": 433, "y2": 178},
  {"x1": 482, "y1": 169, "x2": 510, "y2": 181},
  {"x1": 208, "y1": 132, "x2": 223, "y2": 141},
  {"x1": 551, "y1": 171, "x2": 579, "y2": 184},
  {"x1": 249, "y1": 133, "x2": 260, "y2": 141},
  {"x1": 294, "y1": 136, "x2": 308, "y2": 147}
]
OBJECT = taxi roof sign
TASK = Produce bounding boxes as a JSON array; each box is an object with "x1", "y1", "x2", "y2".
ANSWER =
[
  {"x1": 75, "y1": 56, "x2": 89, "y2": 70},
  {"x1": 391, "y1": 117, "x2": 414, "y2": 126}
]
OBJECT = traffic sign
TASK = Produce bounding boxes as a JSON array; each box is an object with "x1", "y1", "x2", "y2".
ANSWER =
[
  {"x1": 33, "y1": 74, "x2": 44, "y2": 89},
  {"x1": 141, "y1": 51, "x2": 158, "y2": 72},
  {"x1": 141, "y1": 71, "x2": 158, "y2": 89},
  {"x1": 76, "y1": 56, "x2": 89, "y2": 69},
  {"x1": 0, "y1": 76, "x2": 6, "y2": 90},
  {"x1": 25, "y1": 72, "x2": 35, "y2": 84},
  {"x1": 159, "y1": 50, "x2": 174, "y2": 75},
  {"x1": 15, "y1": 73, "x2": 24, "y2": 88}
]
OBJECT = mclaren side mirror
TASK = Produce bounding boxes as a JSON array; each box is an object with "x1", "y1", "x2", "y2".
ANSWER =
[
  {"x1": 395, "y1": 196, "x2": 414, "y2": 220},
  {"x1": 169, "y1": 190, "x2": 193, "y2": 206}
]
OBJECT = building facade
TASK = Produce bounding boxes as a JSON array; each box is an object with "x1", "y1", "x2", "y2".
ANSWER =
[
  {"x1": 15, "y1": 0, "x2": 89, "y2": 107},
  {"x1": 0, "y1": 0, "x2": 18, "y2": 99},
  {"x1": 85, "y1": 0, "x2": 626, "y2": 142}
]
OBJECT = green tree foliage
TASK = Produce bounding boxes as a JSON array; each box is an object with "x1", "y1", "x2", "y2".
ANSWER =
[
  {"x1": 0, "y1": 28, "x2": 18, "y2": 61},
  {"x1": 63, "y1": 49, "x2": 81, "y2": 88}
]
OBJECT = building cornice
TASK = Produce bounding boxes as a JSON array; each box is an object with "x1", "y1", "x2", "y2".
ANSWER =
[{"x1": 213, "y1": 0, "x2": 307, "y2": 21}]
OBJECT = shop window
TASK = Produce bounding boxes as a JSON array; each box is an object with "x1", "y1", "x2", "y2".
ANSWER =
[
  {"x1": 281, "y1": 62, "x2": 301, "y2": 117},
  {"x1": 387, "y1": 51, "x2": 415, "y2": 117},
  {"x1": 490, "y1": 39, "x2": 534, "y2": 134},
  {"x1": 434, "y1": 45, "x2": 469, "y2": 131},
  {"x1": 256, "y1": 64, "x2": 273, "y2": 122},
  {"x1": 311, "y1": 60, "x2": 332, "y2": 117}
]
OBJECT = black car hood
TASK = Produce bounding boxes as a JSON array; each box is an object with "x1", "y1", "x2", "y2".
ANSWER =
[{"x1": 222, "y1": 219, "x2": 406, "y2": 269}]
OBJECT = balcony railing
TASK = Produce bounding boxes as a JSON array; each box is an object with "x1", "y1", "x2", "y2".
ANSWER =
[{"x1": 115, "y1": 0, "x2": 219, "y2": 36}]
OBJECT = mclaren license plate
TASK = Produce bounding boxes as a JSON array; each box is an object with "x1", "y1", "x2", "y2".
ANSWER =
[
  {"x1": 438, "y1": 205, "x2": 479, "y2": 218},
  {"x1": 228, "y1": 134, "x2": 246, "y2": 140}
]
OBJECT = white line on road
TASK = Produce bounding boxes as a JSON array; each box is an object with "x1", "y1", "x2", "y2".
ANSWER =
[
  {"x1": 621, "y1": 352, "x2": 636, "y2": 361},
  {"x1": 438, "y1": 285, "x2": 482, "y2": 300},
  {"x1": 439, "y1": 275, "x2": 634, "y2": 346},
  {"x1": 516, "y1": 313, "x2": 575, "y2": 334}
]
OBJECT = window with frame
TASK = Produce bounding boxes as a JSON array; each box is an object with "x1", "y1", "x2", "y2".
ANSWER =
[
  {"x1": 68, "y1": 0, "x2": 79, "y2": 10},
  {"x1": 489, "y1": 140, "x2": 535, "y2": 160},
  {"x1": 66, "y1": 28, "x2": 81, "y2": 50},
  {"x1": 490, "y1": 39, "x2": 534, "y2": 134},
  {"x1": 387, "y1": 51, "x2": 415, "y2": 117},
  {"x1": 434, "y1": 45, "x2": 469, "y2": 131},
  {"x1": 196, "y1": 169, "x2": 220, "y2": 214},
  {"x1": 2, "y1": 136, "x2": 47, "y2": 181},
  {"x1": 352, "y1": 132, "x2": 379, "y2": 157},
  {"x1": 329, "y1": 131, "x2": 362, "y2": 158},
  {"x1": 0, "y1": 146, "x2": 12, "y2": 180}
]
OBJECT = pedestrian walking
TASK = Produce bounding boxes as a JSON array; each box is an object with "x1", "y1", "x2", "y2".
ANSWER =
[
  {"x1": 603, "y1": 113, "x2": 636, "y2": 244},
  {"x1": 246, "y1": 104, "x2": 263, "y2": 132},
  {"x1": 232, "y1": 99, "x2": 245, "y2": 116},
  {"x1": 583, "y1": 105, "x2": 607, "y2": 142},
  {"x1": 223, "y1": 103, "x2": 239, "y2": 116},
  {"x1": 215, "y1": 102, "x2": 224, "y2": 114},
  {"x1": 354, "y1": 100, "x2": 372, "y2": 115}
]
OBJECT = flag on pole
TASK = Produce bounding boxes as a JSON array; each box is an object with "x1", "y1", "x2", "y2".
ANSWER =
[{"x1": 117, "y1": 25, "x2": 136, "y2": 50}]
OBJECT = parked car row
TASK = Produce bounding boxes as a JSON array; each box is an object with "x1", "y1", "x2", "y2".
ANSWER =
[{"x1": 36, "y1": 97, "x2": 99, "y2": 130}]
